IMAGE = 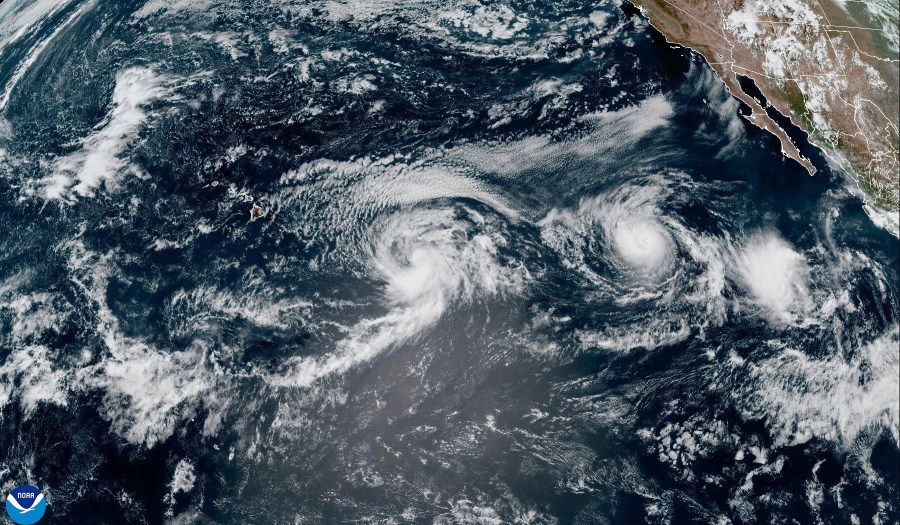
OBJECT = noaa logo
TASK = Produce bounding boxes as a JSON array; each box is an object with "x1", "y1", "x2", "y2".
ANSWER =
[{"x1": 5, "y1": 485, "x2": 46, "y2": 525}]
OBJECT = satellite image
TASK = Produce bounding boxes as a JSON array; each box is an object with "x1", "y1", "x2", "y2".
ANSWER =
[{"x1": 0, "y1": 0, "x2": 897, "y2": 523}]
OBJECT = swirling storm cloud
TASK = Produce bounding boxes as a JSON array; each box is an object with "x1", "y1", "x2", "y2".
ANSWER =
[{"x1": 0, "y1": 0, "x2": 896, "y2": 523}]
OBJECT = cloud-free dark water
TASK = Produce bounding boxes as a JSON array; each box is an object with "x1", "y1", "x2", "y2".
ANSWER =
[{"x1": 0, "y1": 0, "x2": 896, "y2": 523}]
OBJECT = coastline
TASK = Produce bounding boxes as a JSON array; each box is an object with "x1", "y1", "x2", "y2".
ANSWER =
[{"x1": 629, "y1": 0, "x2": 900, "y2": 238}]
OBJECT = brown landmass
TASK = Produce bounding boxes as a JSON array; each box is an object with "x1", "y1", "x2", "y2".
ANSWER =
[{"x1": 632, "y1": 0, "x2": 899, "y2": 229}]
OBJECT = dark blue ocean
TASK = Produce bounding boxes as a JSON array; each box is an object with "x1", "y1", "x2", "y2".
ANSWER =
[{"x1": 0, "y1": 0, "x2": 896, "y2": 523}]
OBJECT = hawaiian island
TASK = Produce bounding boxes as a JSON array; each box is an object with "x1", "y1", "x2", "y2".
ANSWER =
[{"x1": 632, "y1": 0, "x2": 899, "y2": 233}]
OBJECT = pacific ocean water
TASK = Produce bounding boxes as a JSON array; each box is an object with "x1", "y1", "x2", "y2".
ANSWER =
[{"x1": 0, "y1": 0, "x2": 896, "y2": 523}]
